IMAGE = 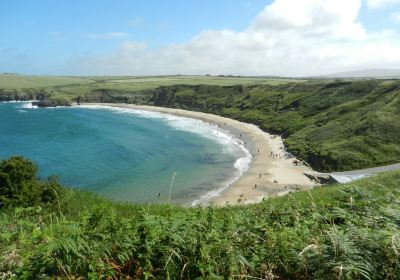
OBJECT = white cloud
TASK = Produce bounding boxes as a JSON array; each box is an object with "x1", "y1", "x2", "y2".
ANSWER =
[
  {"x1": 65, "y1": 0, "x2": 400, "y2": 76},
  {"x1": 85, "y1": 32, "x2": 129, "y2": 40},
  {"x1": 251, "y1": 0, "x2": 365, "y2": 40},
  {"x1": 367, "y1": 0, "x2": 400, "y2": 9}
]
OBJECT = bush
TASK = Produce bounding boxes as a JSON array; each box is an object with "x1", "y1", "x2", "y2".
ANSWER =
[{"x1": 0, "y1": 156, "x2": 61, "y2": 207}]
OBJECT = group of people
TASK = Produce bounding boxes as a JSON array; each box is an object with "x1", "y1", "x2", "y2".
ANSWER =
[{"x1": 269, "y1": 151, "x2": 281, "y2": 159}]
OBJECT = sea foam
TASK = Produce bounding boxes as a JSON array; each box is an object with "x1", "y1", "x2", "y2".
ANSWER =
[
  {"x1": 20, "y1": 103, "x2": 38, "y2": 109},
  {"x1": 0, "y1": 100, "x2": 38, "y2": 108}
]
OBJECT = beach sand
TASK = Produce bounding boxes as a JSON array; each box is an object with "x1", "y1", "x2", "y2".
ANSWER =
[{"x1": 86, "y1": 103, "x2": 316, "y2": 206}]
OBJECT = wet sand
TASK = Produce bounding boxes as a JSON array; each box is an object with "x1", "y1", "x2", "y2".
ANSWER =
[{"x1": 85, "y1": 103, "x2": 316, "y2": 206}]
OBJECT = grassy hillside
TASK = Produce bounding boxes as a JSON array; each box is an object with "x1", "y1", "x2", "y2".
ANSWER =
[
  {"x1": 47, "y1": 76, "x2": 300, "y2": 103},
  {"x1": 1, "y1": 156, "x2": 399, "y2": 279},
  {"x1": 0, "y1": 75, "x2": 94, "y2": 102},
  {"x1": 0, "y1": 75, "x2": 300, "y2": 103}
]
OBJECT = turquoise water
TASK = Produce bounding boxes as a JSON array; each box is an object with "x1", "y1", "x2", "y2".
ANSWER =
[{"x1": 0, "y1": 102, "x2": 249, "y2": 205}]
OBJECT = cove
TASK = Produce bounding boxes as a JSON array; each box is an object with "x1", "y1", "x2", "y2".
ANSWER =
[{"x1": 0, "y1": 102, "x2": 249, "y2": 205}]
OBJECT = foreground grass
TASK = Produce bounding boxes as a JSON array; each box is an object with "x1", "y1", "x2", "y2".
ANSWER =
[{"x1": 1, "y1": 171, "x2": 399, "y2": 279}]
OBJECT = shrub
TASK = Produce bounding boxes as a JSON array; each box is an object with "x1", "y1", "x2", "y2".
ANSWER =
[{"x1": 0, "y1": 156, "x2": 60, "y2": 207}]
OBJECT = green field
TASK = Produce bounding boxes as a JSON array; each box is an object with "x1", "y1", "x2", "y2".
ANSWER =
[
  {"x1": 1, "y1": 156, "x2": 399, "y2": 279},
  {"x1": 102, "y1": 75, "x2": 303, "y2": 86},
  {"x1": 53, "y1": 76, "x2": 303, "y2": 100},
  {"x1": 0, "y1": 74, "x2": 302, "y2": 90},
  {"x1": 0, "y1": 74, "x2": 94, "y2": 89},
  {"x1": 0, "y1": 75, "x2": 304, "y2": 102}
]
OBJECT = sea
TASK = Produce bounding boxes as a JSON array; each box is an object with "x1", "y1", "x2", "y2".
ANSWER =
[{"x1": 0, "y1": 102, "x2": 251, "y2": 205}]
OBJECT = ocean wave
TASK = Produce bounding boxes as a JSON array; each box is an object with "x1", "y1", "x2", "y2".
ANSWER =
[
  {"x1": 78, "y1": 105, "x2": 244, "y2": 152},
  {"x1": 77, "y1": 105, "x2": 253, "y2": 206},
  {"x1": 20, "y1": 103, "x2": 38, "y2": 109},
  {"x1": 0, "y1": 100, "x2": 33, "y2": 104},
  {"x1": 190, "y1": 153, "x2": 252, "y2": 206},
  {"x1": 0, "y1": 100, "x2": 38, "y2": 108}
]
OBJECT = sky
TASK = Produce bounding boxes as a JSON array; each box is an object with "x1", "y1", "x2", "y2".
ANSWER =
[{"x1": 1, "y1": 0, "x2": 400, "y2": 76}]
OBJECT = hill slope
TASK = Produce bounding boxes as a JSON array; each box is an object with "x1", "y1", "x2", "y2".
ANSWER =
[{"x1": 1, "y1": 156, "x2": 399, "y2": 279}]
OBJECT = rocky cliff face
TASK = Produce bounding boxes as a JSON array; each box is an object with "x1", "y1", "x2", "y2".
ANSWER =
[
  {"x1": 0, "y1": 89, "x2": 49, "y2": 101},
  {"x1": 32, "y1": 99, "x2": 71, "y2": 107}
]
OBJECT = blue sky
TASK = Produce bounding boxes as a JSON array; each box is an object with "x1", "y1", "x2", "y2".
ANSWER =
[
  {"x1": 1, "y1": 0, "x2": 400, "y2": 76},
  {"x1": 0, "y1": 0, "x2": 268, "y2": 73}
]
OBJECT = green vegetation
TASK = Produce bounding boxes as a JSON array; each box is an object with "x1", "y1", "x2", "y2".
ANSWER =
[
  {"x1": 0, "y1": 74, "x2": 300, "y2": 99},
  {"x1": 1, "y1": 76, "x2": 400, "y2": 278},
  {"x1": 0, "y1": 156, "x2": 61, "y2": 207},
  {"x1": 0, "y1": 75, "x2": 303, "y2": 102},
  {"x1": 0, "y1": 75, "x2": 400, "y2": 279},
  {"x1": 1, "y1": 156, "x2": 399, "y2": 279}
]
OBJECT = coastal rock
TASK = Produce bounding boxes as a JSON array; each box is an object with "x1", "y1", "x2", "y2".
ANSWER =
[{"x1": 32, "y1": 99, "x2": 71, "y2": 107}]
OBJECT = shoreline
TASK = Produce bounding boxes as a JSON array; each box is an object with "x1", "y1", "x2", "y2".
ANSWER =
[{"x1": 84, "y1": 103, "x2": 316, "y2": 206}]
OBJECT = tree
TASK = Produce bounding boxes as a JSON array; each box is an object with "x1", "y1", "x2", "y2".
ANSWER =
[
  {"x1": 0, "y1": 156, "x2": 37, "y2": 184},
  {"x1": 0, "y1": 156, "x2": 59, "y2": 207}
]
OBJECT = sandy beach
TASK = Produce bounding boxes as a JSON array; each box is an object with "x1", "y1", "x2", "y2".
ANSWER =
[{"x1": 86, "y1": 103, "x2": 316, "y2": 206}]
